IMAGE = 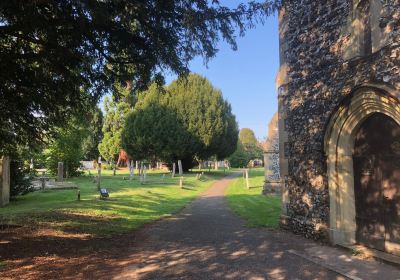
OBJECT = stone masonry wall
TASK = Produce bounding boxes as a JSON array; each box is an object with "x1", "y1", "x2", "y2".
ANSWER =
[{"x1": 280, "y1": 0, "x2": 400, "y2": 240}]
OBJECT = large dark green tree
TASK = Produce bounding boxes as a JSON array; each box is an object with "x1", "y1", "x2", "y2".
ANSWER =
[
  {"x1": 167, "y1": 74, "x2": 238, "y2": 162},
  {"x1": 122, "y1": 74, "x2": 238, "y2": 169},
  {"x1": 0, "y1": 0, "x2": 280, "y2": 154}
]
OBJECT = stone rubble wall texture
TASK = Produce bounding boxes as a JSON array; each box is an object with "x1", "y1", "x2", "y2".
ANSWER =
[{"x1": 280, "y1": 0, "x2": 400, "y2": 240}]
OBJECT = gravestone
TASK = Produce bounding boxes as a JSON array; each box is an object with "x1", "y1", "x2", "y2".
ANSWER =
[
  {"x1": 0, "y1": 157, "x2": 10, "y2": 207},
  {"x1": 178, "y1": 160, "x2": 183, "y2": 175},
  {"x1": 57, "y1": 162, "x2": 64, "y2": 182},
  {"x1": 172, "y1": 162, "x2": 176, "y2": 178},
  {"x1": 128, "y1": 160, "x2": 134, "y2": 179},
  {"x1": 100, "y1": 188, "x2": 109, "y2": 199}
]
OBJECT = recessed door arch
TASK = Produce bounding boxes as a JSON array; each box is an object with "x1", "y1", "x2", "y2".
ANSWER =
[
  {"x1": 353, "y1": 113, "x2": 400, "y2": 253},
  {"x1": 324, "y1": 86, "x2": 400, "y2": 255}
]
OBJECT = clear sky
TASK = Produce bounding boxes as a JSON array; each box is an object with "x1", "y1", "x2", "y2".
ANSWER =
[{"x1": 165, "y1": 12, "x2": 279, "y2": 140}]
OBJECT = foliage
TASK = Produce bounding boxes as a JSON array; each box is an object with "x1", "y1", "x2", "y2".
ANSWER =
[
  {"x1": 99, "y1": 83, "x2": 134, "y2": 162},
  {"x1": 122, "y1": 101, "x2": 192, "y2": 162},
  {"x1": 9, "y1": 157, "x2": 34, "y2": 197},
  {"x1": 81, "y1": 107, "x2": 104, "y2": 160},
  {"x1": 167, "y1": 74, "x2": 238, "y2": 161},
  {"x1": 227, "y1": 141, "x2": 251, "y2": 168},
  {"x1": 0, "y1": 0, "x2": 281, "y2": 154},
  {"x1": 239, "y1": 128, "x2": 258, "y2": 146},
  {"x1": 228, "y1": 128, "x2": 264, "y2": 167},
  {"x1": 225, "y1": 168, "x2": 281, "y2": 228},
  {"x1": 44, "y1": 116, "x2": 90, "y2": 177},
  {"x1": 122, "y1": 74, "x2": 238, "y2": 169}
]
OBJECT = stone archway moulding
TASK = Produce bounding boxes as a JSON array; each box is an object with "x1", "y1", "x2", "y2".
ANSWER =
[{"x1": 324, "y1": 85, "x2": 400, "y2": 245}]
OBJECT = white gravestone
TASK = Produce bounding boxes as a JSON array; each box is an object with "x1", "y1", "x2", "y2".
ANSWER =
[{"x1": 178, "y1": 160, "x2": 183, "y2": 175}]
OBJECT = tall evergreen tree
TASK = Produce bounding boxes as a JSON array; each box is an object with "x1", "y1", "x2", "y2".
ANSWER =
[
  {"x1": 122, "y1": 74, "x2": 238, "y2": 169},
  {"x1": 99, "y1": 83, "x2": 134, "y2": 162},
  {"x1": 0, "y1": 1, "x2": 281, "y2": 154}
]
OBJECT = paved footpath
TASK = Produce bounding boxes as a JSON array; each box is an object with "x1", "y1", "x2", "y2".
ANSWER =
[{"x1": 111, "y1": 173, "x2": 399, "y2": 280}]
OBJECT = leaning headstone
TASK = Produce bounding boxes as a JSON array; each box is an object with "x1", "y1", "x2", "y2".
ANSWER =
[
  {"x1": 0, "y1": 157, "x2": 10, "y2": 207},
  {"x1": 178, "y1": 160, "x2": 183, "y2": 175},
  {"x1": 172, "y1": 162, "x2": 176, "y2": 178},
  {"x1": 57, "y1": 162, "x2": 64, "y2": 182}
]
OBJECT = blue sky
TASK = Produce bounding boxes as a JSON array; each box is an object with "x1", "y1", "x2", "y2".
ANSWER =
[{"x1": 165, "y1": 12, "x2": 279, "y2": 140}]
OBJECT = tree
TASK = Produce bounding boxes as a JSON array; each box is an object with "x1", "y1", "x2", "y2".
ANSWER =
[
  {"x1": 167, "y1": 74, "x2": 238, "y2": 162},
  {"x1": 98, "y1": 83, "x2": 134, "y2": 163},
  {"x1": 82, "y1": 107, "x2": 104, "y2": 160},
  {"x1": 122, "y1": 83, "x2": 192, "y2": 163},
  {"x1": 228, "y1": 128, "x2": 264, "y2": 167},
  {"x1": 239, "y1": 128, "x2": 258, "y2": 146},
  {"x1": 0, "y1": 1, "x2": 281, "y2": 154},
  {"x1": 227, "y1": 141, "x2": 250, "y2": 168},
  {"x1": 122, "y1": 74, "x2": 238, "y2": 170},
  {"x1": 44, "y1": 115, "x2": 90, "y2": 177}
]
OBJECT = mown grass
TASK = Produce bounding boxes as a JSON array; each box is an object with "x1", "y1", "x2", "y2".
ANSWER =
[
  {"x1": 225, "y1": 168, "x2": 281, "y2": 228},
  {"x1": 0, "y1": 169, "x2": 228, "y2": 237}
]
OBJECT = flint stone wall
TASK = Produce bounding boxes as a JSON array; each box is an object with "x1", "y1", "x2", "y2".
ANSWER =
[{"x1": 279, "y1": 0, "x2": 400, "y2": 240}]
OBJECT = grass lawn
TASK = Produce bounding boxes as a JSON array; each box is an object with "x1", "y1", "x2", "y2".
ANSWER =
[
  {"x1": 225, "y1": 168, "x2": 281, "y2": 228},
  {"x1": 0, "y1": 169, "x2": 229, "y2": 237}
]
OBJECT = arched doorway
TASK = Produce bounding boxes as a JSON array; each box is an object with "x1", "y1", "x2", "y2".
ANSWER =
[
  {"x1": 353, "y1": 113, "x2": 400, "y2": 254},
  {"x1": 324, "y1": 86, "x2": 400, "y2": 255}
]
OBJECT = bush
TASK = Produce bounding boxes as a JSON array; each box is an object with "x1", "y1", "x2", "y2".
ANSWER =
[{"x1": 10, "y1": 159, "x2": 34, "y2": 197}]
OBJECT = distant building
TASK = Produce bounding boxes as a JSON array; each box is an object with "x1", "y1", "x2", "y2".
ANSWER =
[{"x1": 263, "y1": 113, "x2": 280, "y2": 194}]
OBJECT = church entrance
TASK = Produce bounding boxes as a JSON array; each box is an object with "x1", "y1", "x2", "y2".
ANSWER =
[{"x1": 353, "y1": 113, "x2": 400, "y2": 254}]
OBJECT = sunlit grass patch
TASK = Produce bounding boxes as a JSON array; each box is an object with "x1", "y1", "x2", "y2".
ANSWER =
[{"x1": 225, "y1": 168, "x2": 281, "y2": 228}]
